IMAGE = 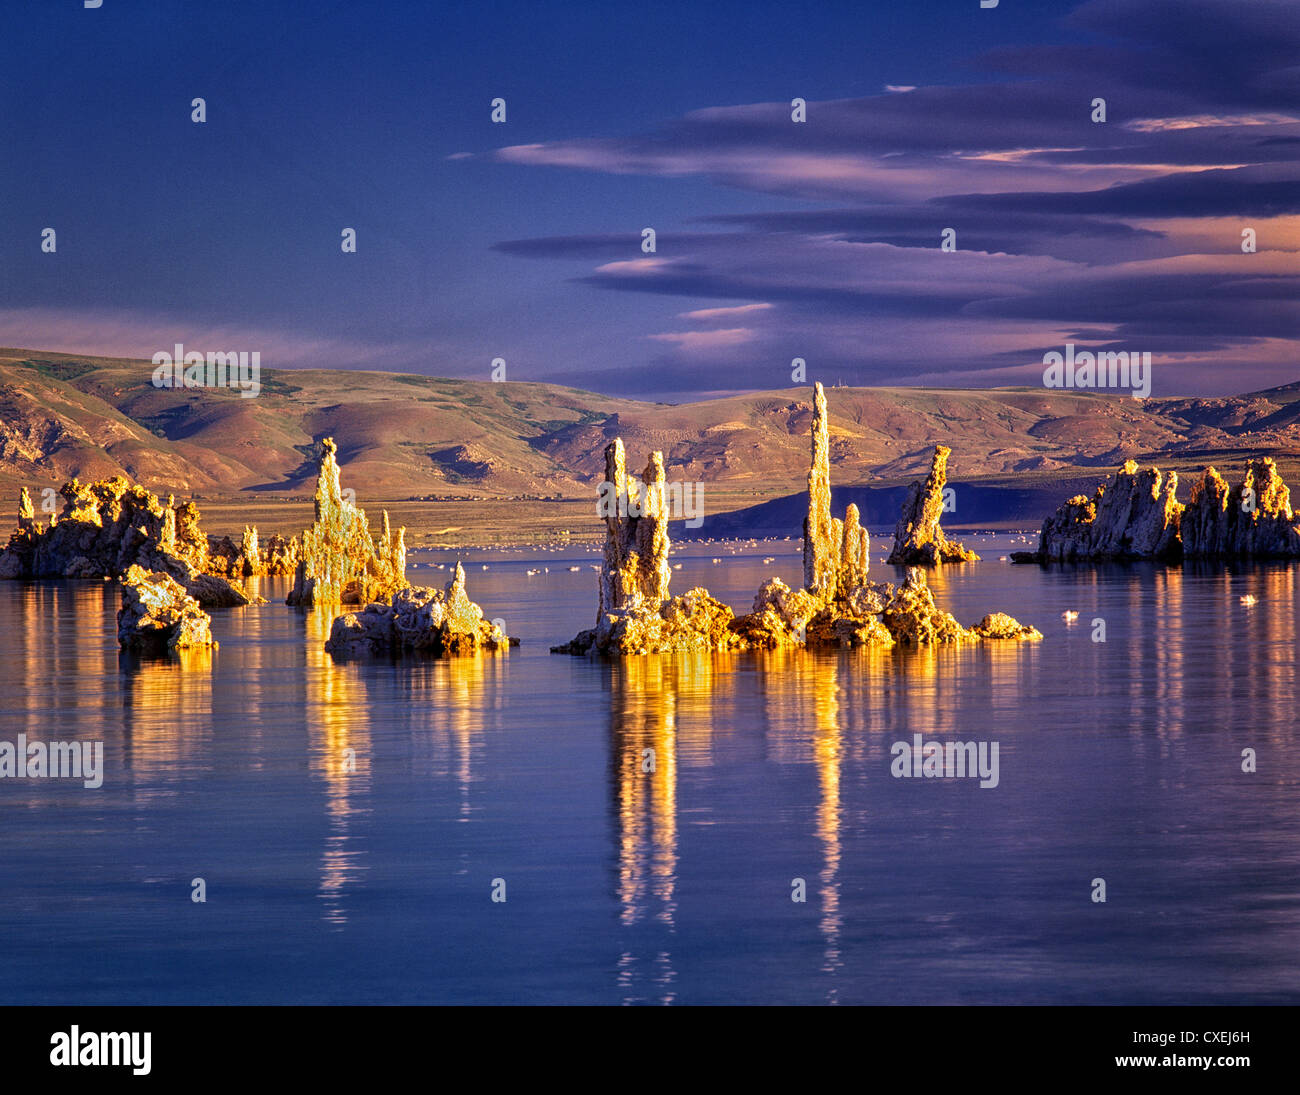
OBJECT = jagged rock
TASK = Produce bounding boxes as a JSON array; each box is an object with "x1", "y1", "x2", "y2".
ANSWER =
[
  {"x1": 556, "y1": 387, "x2": 1036, "y2": 656},
  {"x1": 887, "y1": 445, "x2": 979, "y2": 565},
  {"x1": 881, "y1": 568, "x2": 973, "y2": 644},
  {"x1": 207, "y1": 525, "x2": 267, "y2": 578},
  {"x1": 1013, "y1": 458, "x2": 1298, "y2": 563},
  {"x1": 1036, "y1": 460, "x2": 1180, "y2": 562},
  {"x1": 0, "y1": 478, "x2": 257, "y2": 606},
  {"x1": 116, "y1": 565, "x2": 217, "y2": 652},
  {"x1": 186, "y1": 571, "x2": 264, "y2": 608},
  {"x1": 169, "y1": 498, "x2": 210, "y2": 572},
  {"x1": 261, "y1": 533, "x2": 300, "y2": 576},
  {"x1": 0, "y1": 487, "x2": 39, "y2": 578},
  {"x1": 287, "y1": 438, "x2": 407, "y2": 607},
  {"x1": 835, "y1": 503, "x2": 870, "y2": 598},
  {"x1": 324, "y1": 563, "x2": 515, "y2": 657},
  {"x1": 802, "y1": 382, "x2": 871, "y2": 596},
  {"x1": 731, "y1": 577, "x2": 823, "y2": 647},
  {"x1": 596, "y1": 440, "x2": 672, "y2": 634},
  {"x1": 971, "y1": 612, "x2": 1044, "y2": 641},
  {"x1": 556, "y1": 439, "x2": 721, "y2": 655},
  {"x1": 1182, "y1": 459, "x2": 1300, "y2": 558},
  {"x1": 804, "y1": 604, "x2": 896, "y2": 649},
  {"x1": 802, "y1": 381, "x2": 842, "y2": 596}
]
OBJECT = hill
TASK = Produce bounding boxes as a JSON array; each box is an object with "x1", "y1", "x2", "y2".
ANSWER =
[{"x1": 2, "y1": 347, "x2": 1298, "y2": 537}]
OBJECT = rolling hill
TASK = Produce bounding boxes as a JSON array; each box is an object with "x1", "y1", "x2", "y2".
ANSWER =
[{"x1": 2, "y1": 348, "x2": 1299, "y2": 533}]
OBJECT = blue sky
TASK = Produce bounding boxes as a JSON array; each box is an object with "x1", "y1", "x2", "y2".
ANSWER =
[{"x1": 1, "y1": 0, "x2": 1296, "y2": 399}]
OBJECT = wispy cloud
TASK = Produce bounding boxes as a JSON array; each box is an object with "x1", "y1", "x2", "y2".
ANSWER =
[{"x1": 489, "y1": 0, "x2": 1300, "y2": 396}]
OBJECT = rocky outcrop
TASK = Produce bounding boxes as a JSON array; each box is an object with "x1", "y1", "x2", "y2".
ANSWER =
[
  {"x1": 1034, "y1": 460, "x2": 1180, "y2": 562},
  {"x1": 970, "y1": 611, "x2": 1044, "y2": 641},
  {"x1": 0, "y1": 487, "x2": 40, "y2": 577},
  {"x1": 116, "y1": 565, "x2": 217, "y2": 652},
  {"x1": 0, "y1": 478, "x2": 258, "y2": 606},
  {"x1": 596, "y1": 440, "x2": 673, "y2": 633},
  {"x1": 324, "y1": 563, "x2": 516, "y2": 657},
  {"x1": 260, "y1": 533, "x2": 300, "y2": 575},
  {"x1": 287, "y1": 438, "x2": 407, "y2": 607},
  {"x1": 887, "y1": 445, "x2": 979, "y2": 565},
  {"x1": 1181, "y1": 459, "x2": 1300, "y2": 558},
  {"x1": 207, "y1": 527, "x2": 301, "y2": 578},
  {"x1": 1013, "y1": 457, "x2": 1300, "y2": 563},
  {"x1": 555, "y1": 383, "x2": 1038, "y2": 655}
]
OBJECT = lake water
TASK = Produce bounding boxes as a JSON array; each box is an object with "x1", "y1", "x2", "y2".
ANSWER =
[{"x1": 1, "y1": 534, "x2": 1297, "y2": 1004}]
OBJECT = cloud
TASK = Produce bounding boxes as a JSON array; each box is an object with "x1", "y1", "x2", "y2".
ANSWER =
[
  {"x1": 486, "y1": 0, "x2": 1300, "y2": 397},
  {"x1": 645, "y1": 328, "x2": 756, "y2": 351},
  {"x1": 679, "y1": 303, "x2": 774, "y2": 321}
]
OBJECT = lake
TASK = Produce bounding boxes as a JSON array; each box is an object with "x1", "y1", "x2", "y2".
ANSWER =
[{"x1": 1, "y1": 534, "x2": 1297, "y2": 1004}]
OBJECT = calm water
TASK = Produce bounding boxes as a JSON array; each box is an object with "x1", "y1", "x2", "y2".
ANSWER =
[{"x1": 0, "y1": 534, "x2": 1297, "y2": 1004}]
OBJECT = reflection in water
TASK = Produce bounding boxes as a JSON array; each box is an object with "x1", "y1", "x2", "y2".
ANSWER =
[
  {"x1": 809, "y1": 659, "x2": 842, "y2": 1000},
  {"x1": 398, "y1": 653, "x2": 503, "y2": 829},
  {"x1": 3, "y1": 547, "x2": 1299, "y2": 1004},
  {"x1": 605, "y1": 649, "x2": 856, "y2": 1004},
  {"x1": 608, "y1": 656, "x2": 687, "y2": 1004},
  {"x1": 304, "y1": 605, "x2": 372, "y2": 928},
  {"x1": 118, "y1": 647, "x2": 215, "y2": 794},
  {"x1": 302, "y1": 600, "x2": 507, "y2": 923}
]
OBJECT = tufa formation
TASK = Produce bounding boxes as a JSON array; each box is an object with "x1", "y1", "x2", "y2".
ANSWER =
[
  {"x1": 554, "y1": 383, "x2": 1038, "y2": 655},
  {"x1": 1012, "y1": 457, "x2": 1300, "y2": 563},
  {"x1": 886, "y1": 445, "x2": 980, "y2": 565},
  {"x1": 0, "y1": 478, "x2": 269, "y2": 606},
  {"x1": 286, "y1": 438, "x2": 407, "y2": 607},
  {"x1": 324, "y1": 562, "x2": 517, "y2": 657},
  {"x1": 116, "y1": 564, "x2": 217, "y2": 652}
]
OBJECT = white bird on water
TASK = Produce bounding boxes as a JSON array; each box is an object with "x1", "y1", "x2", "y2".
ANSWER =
[
  {"x1": 1240, "y1": 594, "x2": 1258, "y2": 607},
  {"x1": 1061, "y1": 610, "x2": 1079, "y2": 623}
]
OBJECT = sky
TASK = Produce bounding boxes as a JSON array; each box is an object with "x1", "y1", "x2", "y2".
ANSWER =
[{"x1": 0, "y1": 0, "x2": 1296, "y2": 400}]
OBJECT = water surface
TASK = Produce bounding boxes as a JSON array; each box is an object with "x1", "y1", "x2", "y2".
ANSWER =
[{"x1": 0, "y1": 535, "x2": 1296, "y2": 1004}]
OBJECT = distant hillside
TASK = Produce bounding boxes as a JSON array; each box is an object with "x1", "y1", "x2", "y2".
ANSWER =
[{"x1": 2, "y1": 349, "x2": 1299, "y2": 528}]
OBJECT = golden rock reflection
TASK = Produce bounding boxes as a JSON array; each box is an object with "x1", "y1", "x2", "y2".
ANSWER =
[
  {"x1": 604, "y1": 649, "x2": 863, "y2": 1003},
  {"x1": 601, "y1": 637, "x2": 1060, "y2": 1003},
  {"x1": 11, "y1": 557, "x2": 1299, "y2": 979},
  {"x1": 302, "y1": 603, "x2": 506, "y2": 924},
  {"x1": 118, "y1": 647, "x2": 215, "y2": 793},
  {"x1": 607, "y1": 655, "x2": 690, "y2": 1004},
  {"x1": 304, "y1": 604, "x2": 373, "y2": 927}
]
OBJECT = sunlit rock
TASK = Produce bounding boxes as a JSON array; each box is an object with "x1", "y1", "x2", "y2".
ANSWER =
[
  {"x1": 1026, "y1": 459, "x2": 1179, "y2": 561},
  {"x1": 1182, "y1": 459, "x2": 1300, "y2": 558},
  {"x1": 596, "y1": 441, "x2": 672, "y2": 633},
  {"x1": 880, "y1": 568, "x2": 972, "y2": 644},
  {"x1": 287, "y1": 438, "x2": 407, "y2": 607},
  {"x1": 116, "y1": 565, "x2": 217, "y2": 653},
  {"x1": 558, "y1": 440, "x2": 729, "y2": 654},
  {"x1": 0, "y1": 478, "x2": 257, "y2": 606},
  {"x1": 0, "y1": 487, "x2": 38, "y2": 579},
  {"x1": 887, "y1": 445, "x2": 979, "y2": 565},
  {"x1": 1013, "y1": 458, "x2": 1300, "y2": 562},
  {"x1": 261, "y1": 533, "x2": 300, "y2": 576},
  {"x1": 970, "y1": 611, "x2": 1044, "y2": 641},
  {"x1": 556, "y1": 385, "x2": 1036, "y2": 655},
  {"x1": 802, "y1": 381, "x2": 843, "y2": 595},
  {"x1": 325, "y1": 563, "x2": 515, "y2": 657}
]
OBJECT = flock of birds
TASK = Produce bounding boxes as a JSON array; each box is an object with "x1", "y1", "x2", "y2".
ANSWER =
[{"x1": 407, "y1": 533, "x2": 1262, "y2": 617}]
